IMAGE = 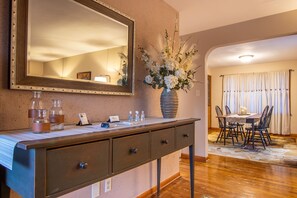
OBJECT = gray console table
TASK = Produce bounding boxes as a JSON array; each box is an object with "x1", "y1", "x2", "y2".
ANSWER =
[{"x1": 0, "y1": 118, "x2": 199, "y2": 198}]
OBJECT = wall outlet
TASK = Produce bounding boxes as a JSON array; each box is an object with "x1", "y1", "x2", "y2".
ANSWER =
[
  {"x1": 104, "y1": 178, "x2": 112, "y2": 193},
  {"x1": 92, "y1": 182, "x2": 100, "y2": 198}
]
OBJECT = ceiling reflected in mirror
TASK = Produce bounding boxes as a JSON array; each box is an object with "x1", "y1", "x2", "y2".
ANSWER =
[{"x1": 27, "y1": 0, "x2": 129, "y2": 86}]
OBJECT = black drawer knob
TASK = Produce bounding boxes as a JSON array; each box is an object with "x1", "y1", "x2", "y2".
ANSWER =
[
  {"x1": 129, "y1": 148, "x2": 138, "y2": 154},
  {"x1": 161, "y1": 139, "x2": 169, "y2": 144},
  {"x1": 79, "y1": 162, "x2": 88, "y2": 169},
  {"x1": 183, "y1": 134, "x2": 189, "y2": 138}
]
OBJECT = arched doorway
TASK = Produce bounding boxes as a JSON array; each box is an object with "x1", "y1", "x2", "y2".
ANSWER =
[{"x1": 178, "y1": 9, "x2": 297, "y2": 159}]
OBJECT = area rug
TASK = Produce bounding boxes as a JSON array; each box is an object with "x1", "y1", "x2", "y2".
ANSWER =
[{"x1": 208, "y1": 130, "x2": 297, "y2": 167}]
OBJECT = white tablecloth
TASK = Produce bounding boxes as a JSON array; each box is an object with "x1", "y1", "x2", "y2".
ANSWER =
[
  {"x1": 0, "y1": 118, "x2": 176, "y2": 170},
  {"x1": 226, "y1": 113, "x2": 258, "y2": 123}
]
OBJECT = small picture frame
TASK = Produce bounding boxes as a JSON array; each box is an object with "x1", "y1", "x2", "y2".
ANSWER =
[
  {"x1": 77, "y1": 71, "x2": 91, "y2": 80},
  {"x1": 77, "y1": 113, "x2": 92, "y2": 126}
]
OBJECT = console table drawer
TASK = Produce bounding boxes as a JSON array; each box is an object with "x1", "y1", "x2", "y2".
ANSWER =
[
  {"x1": 151, "y1": 128, "x2": 175, "y2": 159},
  {"x1": 176, "y1": 124, "x2": 194, "y2": 149},
  {"x1": 46, "y1": 140, "x2": 109, "y2": 195},
  {"x1": 113, "y1": 133, "x2": 149, "y2": 173}
]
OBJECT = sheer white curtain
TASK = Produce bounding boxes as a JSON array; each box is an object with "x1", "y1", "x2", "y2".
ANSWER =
[{"x1": 223, "y1": 71, "x2": 291, "y2": 135}]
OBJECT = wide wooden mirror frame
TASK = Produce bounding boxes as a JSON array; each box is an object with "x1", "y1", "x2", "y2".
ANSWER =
[{"x1": 10, "y1": 0, "x2": 135, "y2": 95}]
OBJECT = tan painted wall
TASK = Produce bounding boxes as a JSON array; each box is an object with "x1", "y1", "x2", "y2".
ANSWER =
[
  {"x1": 43, "y1": 59, "x2": 64, "y2": 78},
  {"x1": 27, "y1": 60, "x2": 44, "y2": 76},
  {"x1": 209, "y1": 60, "x2": 297, "y2": 134},
  {"x1": 0, "y1": 0, "x2": 180, "y2": 197},
  {"x1": 42, "y1": 46, "x2": 127, "y2": 84},
  {"x1": 180, "y1": 9, "x2": 297, "y2": 157},
  {"x1": 62, "y1": 46, "x2": 126, "y2": 84},
  {"x1": 0, "y1": 0, "x2": 178, "y2": 129}
]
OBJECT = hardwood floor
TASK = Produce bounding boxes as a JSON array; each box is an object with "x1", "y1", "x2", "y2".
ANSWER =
[{"x1": 152, "y1": 154, "x2": 297, "y2": 198}]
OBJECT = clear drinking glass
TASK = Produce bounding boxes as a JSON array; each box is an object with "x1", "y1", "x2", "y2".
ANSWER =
[
  {"x1": 49, "y1": 99, "x2": 64, "y2": 131},
  {"x1": 28, "y1": 91, "x2": 44, "y2": 128}
]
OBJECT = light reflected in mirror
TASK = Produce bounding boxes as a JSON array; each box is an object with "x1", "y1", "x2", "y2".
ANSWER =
[{"x1": 27, "y1": 0, "x2": 129, "y2": 86}]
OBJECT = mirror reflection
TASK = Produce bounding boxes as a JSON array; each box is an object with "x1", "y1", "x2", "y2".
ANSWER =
[{"x1": 27, "y1": 0, "x2": 129, "y2": 86}]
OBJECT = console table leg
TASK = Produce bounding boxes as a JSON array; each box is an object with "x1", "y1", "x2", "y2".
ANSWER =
[
  {"x1": 189, "y1": 145, "x2": 195, "y2": 198},
  {"x1": 0, "y1": 182, "x2": 10, "y2": 198},
  {"x1": 1, "y1": 166, "x2": 10, "y2": 198},
  {"x1": 157, "y1": 158, "x2": 161, "y2": 197}
]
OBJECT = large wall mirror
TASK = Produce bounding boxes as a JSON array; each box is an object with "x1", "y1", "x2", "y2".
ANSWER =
[{"x1": 10, "y1": 0, "x2": 135, "y2": 95}]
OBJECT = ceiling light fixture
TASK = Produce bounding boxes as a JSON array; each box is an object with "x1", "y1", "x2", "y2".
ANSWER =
[{"x1": 238, "y1": 55, "x2": 254, "y2": 63}]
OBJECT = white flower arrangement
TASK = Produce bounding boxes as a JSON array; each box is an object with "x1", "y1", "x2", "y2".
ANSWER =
[{"x1": 139, "y1": 29, "x2": 199, "y2": 92}]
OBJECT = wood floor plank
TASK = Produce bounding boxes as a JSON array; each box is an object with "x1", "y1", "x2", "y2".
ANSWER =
[{"x1": 151, "y1": 154, "x2": 297, "y2": 198}]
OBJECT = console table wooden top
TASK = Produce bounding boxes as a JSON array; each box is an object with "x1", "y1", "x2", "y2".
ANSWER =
[{"x1": 17, "y1": 118, "x2": 199, "y2": 150}]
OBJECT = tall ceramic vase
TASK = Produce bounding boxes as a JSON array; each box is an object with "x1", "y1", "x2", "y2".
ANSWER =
[{"x1": 160, "y1": 89, "x2": 178, "y2": 118}]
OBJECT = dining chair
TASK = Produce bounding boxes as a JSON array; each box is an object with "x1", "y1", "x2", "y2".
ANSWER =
[
  {"x1": 245, "y1": 105, "x2": 269, "y2": 149},
  {"x1": 263, "y1": 106, "x2": 274, "y2": 145},
  {"x1": 225, "y1": 105, "x2": 245, "y2": 140},
  {"x1": 215, "y1": 106, "x2": 237, "y2": 145}
]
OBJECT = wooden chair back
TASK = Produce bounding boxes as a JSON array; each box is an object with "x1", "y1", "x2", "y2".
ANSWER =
[
  {"x1": 258, "y1": 105, "x2": 269, "y2": 129},
  {"x1": 264, "y1": 106, "x2": 274, "y2": 129},
  {"x1": 225, "y1": 105, "x2": 231, "y2": 115},
  {"x1": 215, "y1": 106, "x2": 224, "y2": 128}
]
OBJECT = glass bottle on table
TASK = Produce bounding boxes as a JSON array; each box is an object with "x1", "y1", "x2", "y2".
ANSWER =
[
  {"x1": 49, "y1": 99, "x2": 64, "y2": 131},
  {"x1": 128, "y1": 111, "x2": 133, "y2": 122},
  {"x1": 28, "y1": 91, "x2": 44, "y2": 128},
  {"x1": 140, "y1": 111, "x2": 145, "y2": 122},
  {"x1": 135, "y1": 111, "x2": 140, "y2": 122},
  {"x1": 32, "y1": 109, "x2": 50, "y2": 133}
]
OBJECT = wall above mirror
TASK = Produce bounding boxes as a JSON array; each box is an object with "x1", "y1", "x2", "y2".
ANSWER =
[{"x1": 10, "y1": 0, "x2": 135, "y2": 95}]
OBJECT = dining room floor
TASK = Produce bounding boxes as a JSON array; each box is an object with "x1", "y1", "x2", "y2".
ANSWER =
[
  {"x1": 150, "y1": 155, "x2": 297, "y2": 198},
  {"x1": 208, "y1": 128, "x2": 297, "y2": 167}
]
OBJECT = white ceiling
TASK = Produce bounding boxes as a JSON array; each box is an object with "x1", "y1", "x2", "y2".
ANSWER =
[
  {"x1": 207, "y1": 35, "x2": 297, "y2": 68},
  {"x1": 164, "y1": 0, "x2": 297, "y2": 67},
  {"x1": 164, "y1": 0, "x2": 297, "y2": 36}
]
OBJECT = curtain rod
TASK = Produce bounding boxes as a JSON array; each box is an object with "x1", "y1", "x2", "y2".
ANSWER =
[{"x1": 219, "y1": 69, "x2": 294, "y2": 77}]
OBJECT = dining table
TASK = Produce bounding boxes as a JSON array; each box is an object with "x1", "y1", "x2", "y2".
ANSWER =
[{"x1": 217, "y1": 113, "x2": 261, "y2": 149}]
